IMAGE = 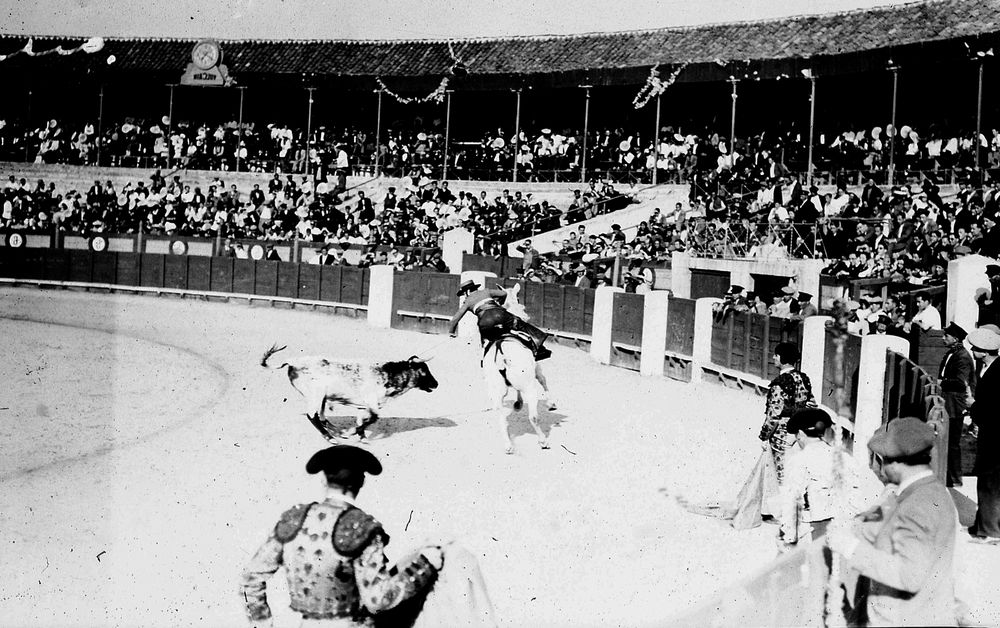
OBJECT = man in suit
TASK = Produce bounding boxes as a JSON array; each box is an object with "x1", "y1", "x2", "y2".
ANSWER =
[
  {"x1": 968, "y1": 326, "x2": 1000, "y2": 541},
  {"x1": 938, "y1": 322, "x2": 976, "y2": 486},
  {"x1": 827, "y1": 417, "x2": 958, "y2": 627}
]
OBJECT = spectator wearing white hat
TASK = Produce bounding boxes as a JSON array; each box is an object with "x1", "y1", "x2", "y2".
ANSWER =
[{"x1": 968, "y1": 326, "x2": 1000, "y2": 541}]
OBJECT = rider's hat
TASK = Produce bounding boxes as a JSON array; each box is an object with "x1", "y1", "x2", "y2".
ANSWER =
[{"x1": 457, "y1": 279, "x2": 480, "y2": 296}]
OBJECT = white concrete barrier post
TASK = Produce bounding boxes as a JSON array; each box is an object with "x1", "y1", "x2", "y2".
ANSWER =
[
  {"x1": 671, "y1": 252, "x2": 691, "y2": 298},
  {"x1": 800, "y1": 316, "x2": 833, "y2": 400},
  {"x1": 640, "y1": 291, "x2": 671, "y2": 377},
  {"x1": 456, "y1": 271, "x2": 497, "y2": 340},
  {"x1": 691, "y1": 297, "x2": 722, "y2": 383},
  {"x1": 441, "y1": 227, "x2": 475, "y2": 275},
  {"x1": 947, "y1": 254, "x2": 997, "y2": 331},
  {"x1": 591, "y1": 286, "x2": 624, "y2": 364},
  {"x1": 853, "y1": 334, "x2": 910, "y2": 466},
  {"x1": 367, "y1": 264, "x2": 395, "y2": 328}
]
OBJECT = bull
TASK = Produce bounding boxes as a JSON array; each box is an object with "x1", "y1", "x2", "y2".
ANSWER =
[{"x1": 260, "y1": 344, "x2": 438, "y2": 441}]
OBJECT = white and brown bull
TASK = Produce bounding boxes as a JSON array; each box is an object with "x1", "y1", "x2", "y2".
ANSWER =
[{"x1": 260, "y1": 344, "x2": 438, "y2": 441}]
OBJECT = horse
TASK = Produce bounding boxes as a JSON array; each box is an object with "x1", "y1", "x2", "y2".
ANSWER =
[
  {"x1": 500, "y1": 284, "x2": 556, "y2": 411},
  {"x1": 480, "y1": 283, "x2": 553, "y2": 454}
]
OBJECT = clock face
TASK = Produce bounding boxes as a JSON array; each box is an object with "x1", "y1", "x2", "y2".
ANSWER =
[{"x1": 192, "y1": 41, "x2": 220, "y2": 70}]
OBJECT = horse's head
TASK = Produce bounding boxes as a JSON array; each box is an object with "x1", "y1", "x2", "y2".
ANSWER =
[{"x1": 501, "y1": 283, "x2": 528, "y2": 320}]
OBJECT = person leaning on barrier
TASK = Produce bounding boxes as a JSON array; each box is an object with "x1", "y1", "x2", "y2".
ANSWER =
[
  {"x1": 240, "y1": 446, "x2": 443, "y2": 628},
  {"x1": 826, "y1": 418, "x2": 959, "y2": 627}
]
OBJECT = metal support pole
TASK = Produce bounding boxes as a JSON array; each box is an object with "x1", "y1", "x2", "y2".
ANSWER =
[
  {"x1": 96, "y1": 85, "x2": 105, "y2": 166},
  {"x1": 807, "y1": 75, "x2": 817, "y2": 187},
  {"x1": 581, "y1": 85, "x2": 592, "y2": 183},
  {"x1": 975, "y1": 60, "x2": 984, "y2": 173},
  {"x1": 305, "y1": 87, "x2": 315, "y2": 176},
  {"x1": 24, "y1": 89, "x2": 32, "y2": 162},
  {"x1": 729, "y1": 78, "x2": 738, "y2": 152},
  {"x1": 374, "y1": 89, "x2": 383, "y2": 177},
  {"x1": 443, "y1": 90, "x2": 452, "y2": 180},
  {"x1": 167, "y1": 85, "x2": 175, "y2": 170},
  {"x1": 652, "y1": 93, "x2": 661, "y2": 185},
  {"x1": 236, "y1": 86, "x2": 245, "y2": 172},
  {"x1": 889, "y1": 67, "x2": 899, "y2": 185},
  {"x1": 513, "y1": 88, "x2": 522, "y2": 183}
]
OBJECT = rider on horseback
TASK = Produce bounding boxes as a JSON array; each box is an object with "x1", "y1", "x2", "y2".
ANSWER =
[{"x1": 447, "y1": 280, "x2": 552, "y2": 361}]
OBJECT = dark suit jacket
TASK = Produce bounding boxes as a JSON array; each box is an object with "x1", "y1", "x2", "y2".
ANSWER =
[
  {"x1": 939, "y1": 345, "x2": 975, "y2": 394},
  {"x1": 972, "y1": 358, "x2": 1000, "y2": 472}
]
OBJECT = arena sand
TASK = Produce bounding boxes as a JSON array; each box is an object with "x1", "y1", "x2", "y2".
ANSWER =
[{"x1": 1, "y1": 287, "x2": 995, "y2": 628}]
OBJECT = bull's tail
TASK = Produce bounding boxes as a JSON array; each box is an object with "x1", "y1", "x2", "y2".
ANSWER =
[{"x1": 260, "y1": 343, "x2": 289, "y2": 369}]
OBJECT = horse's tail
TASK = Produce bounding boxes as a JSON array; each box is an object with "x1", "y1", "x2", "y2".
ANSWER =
[{"x1": 260, "y1": 343, "x2": 289, "y2": 370}]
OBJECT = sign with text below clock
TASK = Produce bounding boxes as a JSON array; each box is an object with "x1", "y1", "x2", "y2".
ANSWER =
[{"x1": 180, "y1": 40, "x2": 233, "y2": 87}]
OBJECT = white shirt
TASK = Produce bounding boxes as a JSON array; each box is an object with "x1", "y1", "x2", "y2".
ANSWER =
[{"x1": 912, "y1": 305, "x2": 942, "y2": 331}]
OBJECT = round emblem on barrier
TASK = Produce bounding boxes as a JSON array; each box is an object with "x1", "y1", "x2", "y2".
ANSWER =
[
  {"x1": 249, "y1": 244, "x2": 265, "y2": 260},
  {"x1": 6, "y1": 232, "x2": 25, "y2": 248},
  {"x1": 170, "y1": 240, "x2": 189, "y2": 255},
  {"x1": 89, "y1": 235, "x2": 108, "y2": 252}
]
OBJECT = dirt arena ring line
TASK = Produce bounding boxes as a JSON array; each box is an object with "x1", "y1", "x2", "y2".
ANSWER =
[{"x1": 1, "y1": 285, "x2": 775, "y2": 628}]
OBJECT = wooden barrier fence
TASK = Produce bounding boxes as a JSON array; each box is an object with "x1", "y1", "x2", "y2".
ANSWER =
[
  {"x1": 709, "y1": 311, "x2": 803, "y2": 384},
  {"x1": 609, "y1": 291, "x2": 644, "y2": 371},
  {"x1": 883, "y1": 350, "x2": 949, "y2": 483},
  {"x1": 663, "y1": 297, "x2": 696, "y2": 382},
  {"x1": 821, "y1": 330, "x2": 863, "y2": 421}
]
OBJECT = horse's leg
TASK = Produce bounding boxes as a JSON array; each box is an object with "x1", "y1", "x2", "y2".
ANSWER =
[
  {"x1": 509, "y1": 350, "x2": 549, "y2": 450},
  {"x1": 483, "y1": 355, "x2": 515, "y2": 454},
  {"x1": 535, "y1": 363, "x2": 557, "y2": 410},
  {"x1": 355, "y1": 408, "x2": 379, "y2": 439},
  {"x1": 521, "y1": 377, "x2": 549, "y2": 450}
]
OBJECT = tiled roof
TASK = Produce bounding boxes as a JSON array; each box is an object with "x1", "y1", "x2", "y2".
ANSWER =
[{"x1": 1, "y1": 0, "x2": 997, "y2": 78}]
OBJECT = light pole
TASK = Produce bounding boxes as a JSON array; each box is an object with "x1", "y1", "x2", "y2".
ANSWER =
[
  {"x1": 443, "y1": 90, "x2": 453, "y2": 180},
  {"x1": 374, "y1": 89, "x2": 383, "y2": 177},
  {"x1": 581, "y1": 85, "x2": 592, "y2": 183},
  {"x1": 166, "y1": 85, "x2": 176, "y2": 170},
  {"x1": 729, "y1": 77, "x2": 738, "y2": 153},
  {"x1": 235, "y1": 86, "x2": 246, "y2": 172},
  {"x1": 888, "y1": 60, "x2": 899, "y2": 185},
  {"x1": 652, "y1": 92, "x2": 662, "y2": 185},
  {"x1": 975, "y1": 58, "x2": 985, "y2": 174},
  {"x1": 513, "y1": 88, "x2": 522, "y2": 183},
  {"x1": 804, "y1": 69, "x2": 817, "y2": 187},
  {"x1": 305, "y1": 86, "x2": 315, "y2": 176},
  {"x1": 96, "y1": 85, "x2": 105, "y2": 166}
]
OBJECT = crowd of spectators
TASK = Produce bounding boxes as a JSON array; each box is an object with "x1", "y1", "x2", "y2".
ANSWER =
[
  {"x1": 2, "y1": 115, "x2": 995, "y2": 185},
  {"x1": 0, "y1": 167, "x2": 634, "y2": 254}
]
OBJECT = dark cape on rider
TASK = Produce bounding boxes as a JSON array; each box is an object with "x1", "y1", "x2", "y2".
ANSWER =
[{"x1": 448, "y1": 280, "x2": 551, "y2": 360}]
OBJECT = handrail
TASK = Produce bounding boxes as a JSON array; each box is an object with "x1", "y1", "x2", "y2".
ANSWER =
[{"x1": 0, "y1": 277, "x2": 368, "y2": 311}]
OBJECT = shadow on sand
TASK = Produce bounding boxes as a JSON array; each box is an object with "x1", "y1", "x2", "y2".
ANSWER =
[
  {"x1": 321, "y1": 414, "x2": 458, "y2": 440},
  {"x1": 505, "y1": 405, "x2": 567, "y2": 441}
]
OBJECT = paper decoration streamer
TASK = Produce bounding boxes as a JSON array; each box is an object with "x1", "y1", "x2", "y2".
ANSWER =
[
  {"x1": 0, "y1": 37, "x2": 104, "y2": 62},
  {"x1": 632, "y1": 63, "x2": 688, "y2": 109}
]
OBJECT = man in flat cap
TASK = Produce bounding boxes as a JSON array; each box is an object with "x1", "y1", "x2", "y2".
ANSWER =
[
  {"x1": 968, "y1": 326, "x2": 1000, "y2": 541},
  {"x1": 827, "y1": 418, "x2": 959, "y2": 626},
  {"x1": 241, "y1": 446, "x2": 443, "y2": 627},
  {"x1": 939, "y1": 322, "x2": 976, "y2": 486}
]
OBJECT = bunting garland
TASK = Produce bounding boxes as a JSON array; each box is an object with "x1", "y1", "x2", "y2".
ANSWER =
[
  {"x1": 376, "y1": 76, "x2": 450, "y2": 105},
  {"x1": 632, "y1": 63, "x2": 687, "y2": 109},
  {"x1": 0, "y1": 37, "x2": 105, "y2": 63}
]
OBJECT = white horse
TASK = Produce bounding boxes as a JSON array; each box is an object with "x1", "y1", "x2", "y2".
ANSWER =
[
  {"x1": 480, "y1": 284, "x2": 553, "y2": 454},
  {"x1": 500, "y1": 284, "x2": 556, "y2": 411}
]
